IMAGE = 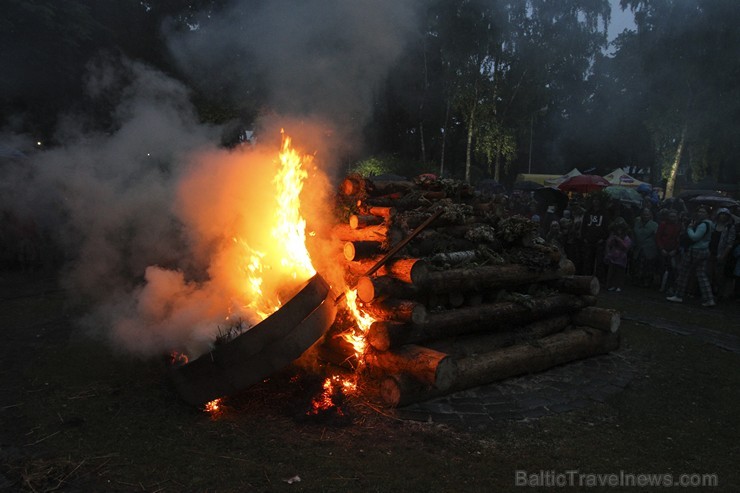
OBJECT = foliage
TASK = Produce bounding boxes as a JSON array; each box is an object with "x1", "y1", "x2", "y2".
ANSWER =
[
  {"x1": 349, "y1": 156, "x2": 396, "y2": 178},
  {"x1": 3, "y1": 0, "x2": 740, "y2": 190},
  {"x1": 350, "y1": 155, "x2": 430, "y2": 179}
]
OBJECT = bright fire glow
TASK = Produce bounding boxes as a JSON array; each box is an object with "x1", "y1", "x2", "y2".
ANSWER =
[
  {"x1": 342, "y1": 288, "x2": 376, "y2": 356},
  {"x1": 204, "y1": 398, "x2": 221, "y2": 414},
  {"x1": 308, "y1": 375, "x2": 358, "y2": 415},
  {"x1": 235, "y1": 131, "x2": 316, "y2": 320}
]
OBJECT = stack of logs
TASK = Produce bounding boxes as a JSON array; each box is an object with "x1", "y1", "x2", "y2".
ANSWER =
[{"x1": 319, "y1": 174, "x2": 620, "y2": 407}]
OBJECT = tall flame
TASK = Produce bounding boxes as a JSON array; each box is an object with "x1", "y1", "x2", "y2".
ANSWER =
[
  {"x1": 235, "y1": 132, "x2": 316, "y2": 320},
  {"x1": 342, "y1": 288, "x2": 375, "y2": 357}
]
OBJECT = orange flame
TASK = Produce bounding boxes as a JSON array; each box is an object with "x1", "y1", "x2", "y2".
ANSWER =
[
  {"x1": 234, "y1": 131, "x2": 316, "y2": 320},
  {"x1": 342, "y1": 288, "x2": 376, "y2": 357},
  {"x1": 308, "y1": 375, "x2": 358, "y2": 415},
  {"x1": 204, "y1": 398, "x2": 221, "y2": 414}
]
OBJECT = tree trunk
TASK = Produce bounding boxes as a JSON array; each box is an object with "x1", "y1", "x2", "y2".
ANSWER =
[
  {"x1": 494, "y1": 151, "x2": 501, "y2": 182},
  {"x1": 664, "y1": 122, "x2": 688, "y2": 199},
  {"x1": 440, "y1": 99, "x2": 450, "y2": 177},
  {"x1": 465, "y1": 99, "x2": 476, "y2": 184}
]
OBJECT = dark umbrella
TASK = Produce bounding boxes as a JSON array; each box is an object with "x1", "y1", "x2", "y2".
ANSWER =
[
  {"x1": 558, "y1": 174, "x2": 610, "y2": 193},
  {"x1": 533, "y1": 186, "x2": 568, "y2": 211},
  {"x1": 513, "y1": 180, "x2": 543, "y2": 191},
  {"x1": 689, "y1": 195, "x2": 740, "y2": 208}
]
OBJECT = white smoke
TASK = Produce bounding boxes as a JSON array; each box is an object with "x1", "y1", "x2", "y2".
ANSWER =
[
  {"x1": 165, "y1": 0, "x2": 422, "y2": 144},
  {"x1": 0, "y1": 1, "x2": 422, "y2": 359}
]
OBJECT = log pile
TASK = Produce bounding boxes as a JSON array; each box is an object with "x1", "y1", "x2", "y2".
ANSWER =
[{"x1": 319, "y1": 174, "x2": 620, "y2": 407}]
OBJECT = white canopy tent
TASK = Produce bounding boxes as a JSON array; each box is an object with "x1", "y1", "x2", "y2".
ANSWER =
[
  {"x1": 602, "y1": 168, "x2": 650, "y2": 188},
  {"x1": 543, "y1": 168, "x2": 582, "y2": 187}
]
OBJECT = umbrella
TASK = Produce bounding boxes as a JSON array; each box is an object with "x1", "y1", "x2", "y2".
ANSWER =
[
  {"x1": 533, "y1": 186, "x2": 569, "y2": 211},
  {"x1": 604, "y1": 185, "x2": 643, "y2": 206},
  {"x1": 557, "y1": 174, "x2": 610, "y2": 193},
  {"x1": 689, "y1": 195, "x2": 740, "y2": 208},
  {"x1": 513, "y1": 180, "x2": 543, "y2": 191},
  {"x1": 678, "y1": 189, "x2": 722, "y2": 200}
]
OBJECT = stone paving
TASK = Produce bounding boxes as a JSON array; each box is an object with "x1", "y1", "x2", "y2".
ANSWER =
[{"x1": 396, "y1": 349, "x2": 636, "y2": 430}]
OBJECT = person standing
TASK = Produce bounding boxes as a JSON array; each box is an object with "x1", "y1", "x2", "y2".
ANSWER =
[
  {"x1": 604, "y1": 217, "x2": 632, "y2": 292},
  {"x1": 667, "y1": 206, "x2": 716, "y2": 307},
  {"x1": 581, "y1": 195, "x2": 610, "y2": 279},
  {"x1": 713, "y1": 208, "x2": 737, "y2": 300},
  {"x1": 656, "y1": 210, "x2": 681, "y2": 294},
  {"x1": 631, "y1": 208, "x2": 659, "y2": 287}
]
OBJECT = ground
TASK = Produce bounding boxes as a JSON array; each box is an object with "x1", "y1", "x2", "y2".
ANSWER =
[{"x1": 0, "y1": 270, "x2": 738, "y2": 492}]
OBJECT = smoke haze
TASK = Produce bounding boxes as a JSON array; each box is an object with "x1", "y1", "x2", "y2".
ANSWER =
[
  {"x1": 165, "y1": 0, "x2": 422, "y2": 146},
  {"x1": 0, "y1": 1, "x2": 422, "y2": 359}
]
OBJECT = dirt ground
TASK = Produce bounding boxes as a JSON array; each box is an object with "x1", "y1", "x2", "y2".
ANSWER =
[{"x1": 1, "y1": 269, "x2": 738, "y2": 492}]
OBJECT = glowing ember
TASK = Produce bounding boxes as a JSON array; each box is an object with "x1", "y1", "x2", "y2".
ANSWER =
[
  {"x1": 308, "y1": 375, "x2": 358, "y2": 415},
  {"x1": 235, "y1": 131, "x2": 317, "y2": 320},
  {"x1": 168, "y1": 351, "x2": 189, "y2": 366},
  {"x1": 204, "y1": 398, "x2": 221, "y2": 414}
]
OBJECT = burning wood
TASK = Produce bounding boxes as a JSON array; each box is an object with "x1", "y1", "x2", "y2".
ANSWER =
[{"x1": 171, "y1": 152, "x2": 621, "y2": 413}]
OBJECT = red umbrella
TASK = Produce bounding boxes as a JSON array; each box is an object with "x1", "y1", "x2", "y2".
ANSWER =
[{"x1": 558, "y1": 174, "x2": 610, "y2": 193}]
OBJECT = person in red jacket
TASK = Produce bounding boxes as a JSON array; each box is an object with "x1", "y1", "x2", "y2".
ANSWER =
[{"x1": 656, "y1": 210, "x2": 681, "y2": 294}]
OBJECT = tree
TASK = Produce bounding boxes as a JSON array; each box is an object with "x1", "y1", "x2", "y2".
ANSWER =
[{"x1": 618, "y1": 0, "x2": 740, "y2": 196}]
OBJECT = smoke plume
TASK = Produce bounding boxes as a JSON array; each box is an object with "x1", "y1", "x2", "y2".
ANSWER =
[
  {"x1": 1, "y1": 0, "x2": 422, "y2": 359},
  {"x1": 165, "y1": 0, "x2": 422, "y2": 145}
]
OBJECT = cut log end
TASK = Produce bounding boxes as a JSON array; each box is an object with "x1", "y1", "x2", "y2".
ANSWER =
[
  {"x1": 343, "y1": 241, "x2": 383, "y2": 261},
  {"x1": 572, "y1": 307, "x2": 620, "y2": 333}
]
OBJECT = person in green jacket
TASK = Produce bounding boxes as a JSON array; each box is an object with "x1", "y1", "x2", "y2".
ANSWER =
[
  {"x1": 667, "y1": 206, "x2": 716, "y2": 307},
  {"x1": 631, "y1": 208, "x2": 659, "y2": 287}
]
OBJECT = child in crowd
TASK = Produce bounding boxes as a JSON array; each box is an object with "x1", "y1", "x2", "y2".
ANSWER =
[{"x1": 604, "y1": 217, "x2": 632, "y2": 292}]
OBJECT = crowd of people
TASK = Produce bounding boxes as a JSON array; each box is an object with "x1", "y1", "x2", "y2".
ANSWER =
[{"x1": 504, "y1": 189, "x2": 740, "y2": 306}]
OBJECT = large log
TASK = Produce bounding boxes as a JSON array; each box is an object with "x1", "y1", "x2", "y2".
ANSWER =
[
  {"x1": 367, "y1": 294, "x2": 593, "y2": 348},
  {"x1": 364, "y1": 345, "x2": 457, "y2": 390},
  {"x1": 350, "y1": 214, "x2": 384, "y2": 229},
  {"x1": 365, "y1": 206, "x2": 395, "y2": 219},
  {"x1": 380, "y1": 328, "x2": 619, "y2": 407},
  {"x1": 550, "y1": 275, "x2": 600, "y2": 296},
  {"x1": 366, "y1": 321, "x2": 407, "y2": 352},
  {"x1": 357, "y1": 275, "x2": 420, "y2": 303},
  {"x1": 430, "y1": 250, "x2": 477, "y2": 265},
  {"x1": 371, "y1": 180, "x2": 416, "y2": 195},
  {"x1": 344, "y1": 240, "x2": 384, "y2": 261},
  {"x1": 426, "y1": 315, "x2": 572, "y2": 356},
  {"x1": 416, "y1": 260, "x2": 575, "y2": 292},
  {"x1": 572, "y1": 306, "x2": 620, "y2": 333},
  {"x1": 344, "y1": 257, "x2": 429, "y2": 284},
  {"x1": 362, "y1": 299, "x2": 428, "y2": 325},
  {"x1": 331, "y1": 223, "x2": 388, "y2": 242},
  {"x1": 340, "y1": 176, "x2": 366, "y2": 196}
]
